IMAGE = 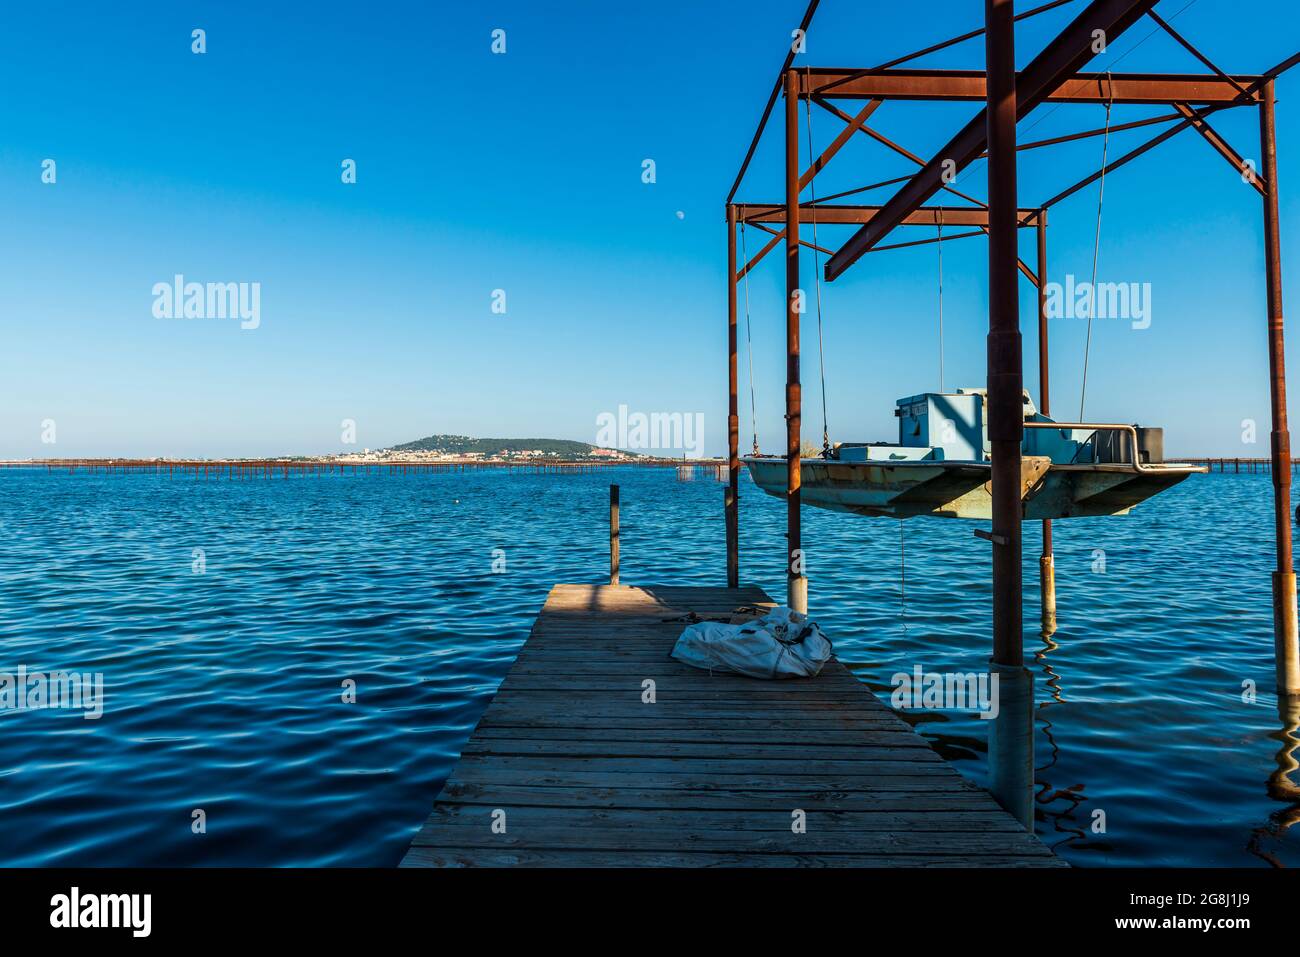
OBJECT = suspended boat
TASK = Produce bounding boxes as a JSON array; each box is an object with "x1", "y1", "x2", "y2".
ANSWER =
[{"x1": 744, "y1": 387, "x2": 1206, "y2": 520}]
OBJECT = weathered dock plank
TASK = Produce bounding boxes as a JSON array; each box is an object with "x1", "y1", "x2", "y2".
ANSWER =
[{"x1": 401, "y1": 584, "x2": 1063, "y2": 867}]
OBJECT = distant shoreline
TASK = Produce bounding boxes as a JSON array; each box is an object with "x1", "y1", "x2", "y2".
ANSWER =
[{"x1": 0, "y1": 457, "x2": 728, "y2": 469}]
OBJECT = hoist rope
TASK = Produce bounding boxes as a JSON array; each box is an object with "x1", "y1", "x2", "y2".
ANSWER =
[
  {"x1": 1079, "y1": 76, "x2": 1114, "y2": 421},
  {"x1": 937, "y1": 207, "x2": 945, "y2": 393},
  {"x1": 739, "y1": 221, "x2": 760, "y2": 456}
]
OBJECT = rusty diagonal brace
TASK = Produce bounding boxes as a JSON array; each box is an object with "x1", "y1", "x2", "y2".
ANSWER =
[
  {"x1": 800, "y1": 99, "x2": 883, "y2": 189},
  {"x1": 1146, "y1": 9, "x2": 1251, "y2": 100},
  {"x1": 1041, "y1": 56, "x2": 1300, "y2": 211},
  {"x1": 813, "y1": 96, "x2": 989, "y2": 208},
  {"x1": 1173, "y1": 102, "x2": 1267, "y2": 196},
  {"x1": 824, "y1": 0, "x2": 1162, "y2": 281}
]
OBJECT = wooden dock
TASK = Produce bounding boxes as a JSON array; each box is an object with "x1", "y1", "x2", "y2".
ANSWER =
[{"x1": 401, "y1": 584, "x2": 1062, "y2": 867}]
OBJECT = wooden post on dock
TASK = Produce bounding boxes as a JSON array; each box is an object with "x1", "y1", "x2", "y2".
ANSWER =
[
  {"x1": 984, "y1": 0, "x2": 1033, "y2": 831},
  {"x1": 784, "y1": 67, "x2": 807, "y2": 615},
  {"x1": 609, "y1": 484, "x2": 620, "y2": 587},
  {"x1": 1036, "y1": 208, "x2": 1056, "y2": 634},
  {"x1": 1260, "y1": 79, "x2": 1300, "y2": 695},
  {"x1": 726, "y1": 203, "x2": 741, "y2": 589}
]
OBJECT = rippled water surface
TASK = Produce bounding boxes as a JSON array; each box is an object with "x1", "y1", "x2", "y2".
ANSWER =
[{"x1": 1, "y1": 465, "x2": 1296, "y2": 866}]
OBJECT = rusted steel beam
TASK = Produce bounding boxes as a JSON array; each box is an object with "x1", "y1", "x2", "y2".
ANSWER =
[
  {"x1": 872, "y1": 229, "x2": 987, "y2": 253},
  {"x1": 748, "y1": 219, "x2": 834, "y2": 256},
  {"x1": 986, "y1": 0, "x2": 1025, "y2": 671},
  {"x1": 814, "y1": 174, "x2": 915, "y2": 204},
  {"x1": 735, "y1": 203, "x2": 1042, "y2": 226},
  {"x1": 1036, "y1": 210, "x2": 1055, "y2": 629},
  {"x1": 784, "y1": 69, "x2": 805, "y2": 614},
  {"x1": 726, "y1": 204, "x2": 739, "y2": 589},
  {"x1": 726, "y1": 0, "x2": 821, "y2": 204},
  {"x1": 1003, "y1": 110, "x2": 1187, "y2": 153},
  {"x1": 1260, "y1": 81, "x2": 1299, "y2": 694},
  {"x1": 825, "y1": 0, "x2": 1158, "y2": 280},
  {"x1": 1173, "y1": 102, "x2": 1267, "y2": 196},
  {"x1": 1146, "y1": 9, "x2": 1250, "y2": 99},
  {"x1": 1044, "y1": 58, "x2": 1295, "y2": 211},
  {"x1": 1041, "y1": 108, "x2": 1200, "y2": 209},
  {"x1": 812, "y1": 98, "x2": 989, "y2": 208},
  {"x1": 800, "y1": 68, "x2": 1262, "y2": 104},
  {"x1": 985, "y1": 0, "x2": 1033, "y2": 834},
  {"x1": 799, "y1": 98, "x2": 883, "y2": 189},
  {"x1": 820, "y1": 0, "x2": 1076, "y2": 87},
  {"x1": 737, "y1": 228, "x2": 784, "y2": 280}
]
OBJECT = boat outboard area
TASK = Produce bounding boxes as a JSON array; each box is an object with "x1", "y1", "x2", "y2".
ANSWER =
[{"x1": 743, "y1": 387, "x2": 1206, "y2": 520}]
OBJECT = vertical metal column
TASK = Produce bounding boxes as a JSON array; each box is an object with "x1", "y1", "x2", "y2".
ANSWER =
[
  {"x1": 784, "y1": 68, "x2": 807, "y2": 614},
  {"x1": 986, "y1": 0, "x2": 1024, "y2": 667},
  {"x1": 609, "y1": 484, "x2": 620, "y2": 587},
  {"x1": 984, "y1": 0, "x2": 1033, "y2": 830},
  {"x1": 1261, "y1": 80, "x2": 1300, "y2": 695},
  {"x1": 1036, "y1": 210, "x2": 1056, "y2": 632},
  {"x1": 726, "y1": 204, "x2": 741, "y2": 588}
]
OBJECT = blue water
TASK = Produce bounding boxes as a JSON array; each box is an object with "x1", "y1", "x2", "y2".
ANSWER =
[{"x1": 0, "y1": 465, "x2": 1296, "y2": 866}]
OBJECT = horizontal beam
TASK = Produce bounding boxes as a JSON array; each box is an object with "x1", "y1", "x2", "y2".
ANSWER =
[
  {"x1": 825, "y1": 0, "x2": 1160, "y2": 281},
  {"x1": 798, "y1": 69, "x2": 1262, "y2": 105},
  {"x1": 734, "y1": 204, "x2": 1043, "y2": 226}
]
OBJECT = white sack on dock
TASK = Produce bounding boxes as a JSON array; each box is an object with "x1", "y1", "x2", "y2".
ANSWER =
[{"x1": 670, "y1": 607, "x2": 832, "y2": 679}]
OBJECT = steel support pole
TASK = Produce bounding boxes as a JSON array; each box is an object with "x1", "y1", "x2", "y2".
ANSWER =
[
  {"x1": 609, "y1": 484, "x2": 620, "y2": 587},
  {"x1": 1036, "y1": 210, "x2": 1056, "y2": 632},
  {"x1": 726, "y1": 204, "x2": 740, "y2": 589},
  {"x1": 986, "y1": 0, "x2": 1024, "y2": 668},
  {"x1": 1261, "y1": 80, "x2": 1300, "y2": 695},
  {"x1": 985, "y1": 0, "x2": 1033, "y2": 831},
  {"x1": 784, "y1": 69, "x2": 807, "y2": 614}
]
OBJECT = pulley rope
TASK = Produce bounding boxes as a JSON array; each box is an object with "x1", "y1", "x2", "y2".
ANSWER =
[
  {"x1": 804, "y1": 68, "x2": 831, "y2": 456},
  {"x1": 937, "y1": 207, "x2": 945, "y2": 394},
  {"x1": 739, "y1": 221, "x2": 760, "y2": 456},
  {"x1": 1079, "y1": 76, "x2": 1114, "y2": 421}
]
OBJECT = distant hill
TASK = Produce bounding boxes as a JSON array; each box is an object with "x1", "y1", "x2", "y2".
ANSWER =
[{"x1": 390, "y1": 434, "x2": 624, "y2": 457}]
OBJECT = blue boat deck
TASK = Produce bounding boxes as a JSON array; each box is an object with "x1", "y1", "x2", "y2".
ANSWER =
[{"x1": 401, "y1": 584, "x2": 1063, "y2": 867}]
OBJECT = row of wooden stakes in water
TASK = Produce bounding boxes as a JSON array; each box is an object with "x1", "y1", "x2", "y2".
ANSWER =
[{"x1": 2, "y1": 459, "x2": 728, "y2": 478}]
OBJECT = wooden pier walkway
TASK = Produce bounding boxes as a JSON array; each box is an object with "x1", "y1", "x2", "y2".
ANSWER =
[{"x1": 401, "y1": 584, "x2": 1062, "y2": 867}]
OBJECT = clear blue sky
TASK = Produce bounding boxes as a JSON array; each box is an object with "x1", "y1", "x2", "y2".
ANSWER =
[{"x1": 0, "y1": 0, "x2": 1295, "y2": 458}]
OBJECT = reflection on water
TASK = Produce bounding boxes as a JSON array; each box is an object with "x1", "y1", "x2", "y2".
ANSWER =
[
  {"x1": 1247, "y1": 698, "x2": 1300, "y2": 867},
  {"x1": 1032, "y1": 622, "x2": 1097, "y2": 855}
]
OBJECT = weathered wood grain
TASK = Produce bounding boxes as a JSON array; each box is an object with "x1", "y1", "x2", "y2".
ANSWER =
[{"x1": 400, "y1": 584, "x2": 1063, "y2": 868}]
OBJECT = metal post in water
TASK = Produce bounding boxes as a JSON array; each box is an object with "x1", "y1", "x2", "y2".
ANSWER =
[
  {"x1": 726, "y1": 203, "x2": 741, "y2": 589},
  {"x1": 1036, "y1": 209, "x2": 1056, "y2": 633},
  {"x1": 1261, "y1": 80, "x2": 1300, "y2": 695},
  {"x1": 984, "y1": 0, "x2": 1033, "y2": 830},
  {"x1": 609, "y1": 483, "x2": 620, "y2": 587},
  {"x1": 783, "y1": 68, "x2": 806, "y2": 614}
]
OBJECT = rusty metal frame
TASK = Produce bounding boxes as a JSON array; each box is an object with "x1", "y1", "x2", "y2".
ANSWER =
[{"x1": 723, "y1": 0, "x2": 1300, "y2": 704}]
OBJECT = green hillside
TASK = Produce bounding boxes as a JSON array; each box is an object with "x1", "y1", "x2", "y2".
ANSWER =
[{"x1": 390, "y1": 434, "x2": 615, "y2": 457}]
